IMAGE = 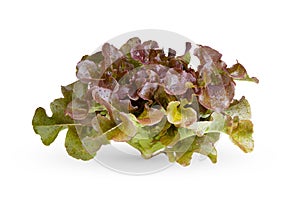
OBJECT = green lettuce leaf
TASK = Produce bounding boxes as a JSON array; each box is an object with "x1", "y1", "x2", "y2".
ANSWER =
[
  {"x1": 32, "y1": 98, "x2": 73, "y2": 145},
  {"x1": 225, "y1": 96, "x2": 251, "y2": 120},
  {"x1": 229, "y1": 119, "x2": 254, "y2": 153},
  {"x1": 32, "y1": 107, "x2": 66, "y2": 146},
  {"x1": 166, "y1": 100, "x2": 197, "y2": 127},
  {"x1": 165, "y1": 132, "x2": 220, "y2": 166},
  {"x1": 128, "y1": 116, "x2": 170, "y2": 158},
  {"x1": 128, "y1": 137, "x2": 165, "y2": 159},
  {"x1": 65, "y1": 126, "x2": 95, "y2": 160}
]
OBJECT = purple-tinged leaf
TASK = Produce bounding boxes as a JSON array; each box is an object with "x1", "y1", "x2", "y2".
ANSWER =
[
  {"x1": 76, "y1": 60, "x2": 101, "y2": 84},
  {"x1": 163, "y1": 68, "x2": 195, "y2": 95},
  {"x1": 227, "y1": 62, "x2": 259, "y2": 83},
  {"x1": 65, "y1": 98, "x2": 89, "y2": 120},
  {"x1": 194, "y1": 45, "x2": 235, "y2": 112},
  {"x1": 101, "y1": 43, "x2": 123, "y2": 70},
  {"x1": 194, "y1": 45, "x2": 222, "y2": 68},
  {"x1": 137, "y1": 82, "x2": 159, "y2": 101},
  {"x1": 137, "y1": 104, "x2": 165, "y2": 126},
  {"x1": 131, "y1": 40, "x2": 159, "y2": 64},
  {"x1": 120, "y1": 37, "x2": 141, "y2": 55}
]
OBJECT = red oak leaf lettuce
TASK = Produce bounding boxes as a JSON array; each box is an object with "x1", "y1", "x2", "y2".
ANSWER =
[{"x1": 33, "y1": 37, "x2": 258, "y2": 166}]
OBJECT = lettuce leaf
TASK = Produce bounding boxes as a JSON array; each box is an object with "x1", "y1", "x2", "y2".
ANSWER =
[
  {"x1": 227, "y1": 62, "x2": 259, "y2": 83},
  {"x1": 65, "y1": 126, "x2": 95, "y2": 160},
  {"x1": 32, "y1": 98, "x2": 73, "y2": 145}
]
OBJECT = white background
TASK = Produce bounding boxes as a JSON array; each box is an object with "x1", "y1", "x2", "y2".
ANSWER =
[{"x1": 1, "y1": 0, "x2": 299, "y2": 200}]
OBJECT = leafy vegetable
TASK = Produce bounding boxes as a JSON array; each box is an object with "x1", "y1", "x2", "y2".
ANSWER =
[
  {"x1": 65, "y1": 126, "x2": 95, "y2": 160},
  {"x1": 33, "y1": 36, "x2": 258, "y2": 166}
]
